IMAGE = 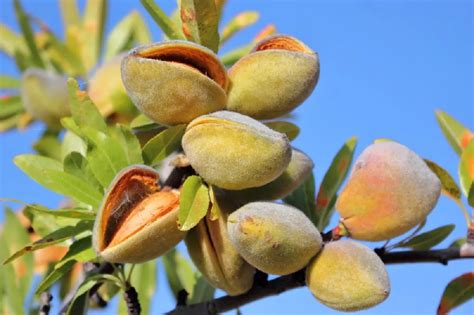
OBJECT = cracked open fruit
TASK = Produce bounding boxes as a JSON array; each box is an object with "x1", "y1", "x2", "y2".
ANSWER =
[
  {"x1": 227, "y1": 202, "x2": 322, "y2": 275},
  {"x1": 182, "y1": 111, "x2": 292, "y2": 190},
  {"x1": 306, "y1": 240, "x2": 390, "y2": 311},
  {"x1": 227, "y1": 34, "x2": 320, "y2": 119},
  {"x1": 121, "y1": 40, "x2": 228, "y2": 125},
  {"x1": 93, "y1": 165, "x2": 186, "y2": 263},
  {"x1": 185, "y1": 192, "x2": 255, "y2": 296},
  {"x1": 336, "y1": 141, "x2": 441, "y2": 241},
  {"x1": 21, "y1": 68, "x2": 70, "y2": 126}
]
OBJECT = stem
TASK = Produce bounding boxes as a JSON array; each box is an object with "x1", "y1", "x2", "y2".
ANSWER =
[
  {"x1": 39, "y1": 292, "x2": 52, "y2": 315},
  {"x1": 166, "y1": 247, "x2": 473, "y2": 315},
  {"x1": 124, "y1": 283, "x2": 141, "y2": 315},
  {"x1": 454, "y1": 199, "x2": 471, "y2": 226}
]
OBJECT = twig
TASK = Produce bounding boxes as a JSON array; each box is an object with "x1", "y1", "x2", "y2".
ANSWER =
[
  {"x1": 166, "y1": 247, "x2": 473, "y2": 315},
  {"x1": 124, "y1": 283, "x2": 141, "y2": 315},
  {"x1": 39, "y1": 292, "x2": 52, "y2": 315}
]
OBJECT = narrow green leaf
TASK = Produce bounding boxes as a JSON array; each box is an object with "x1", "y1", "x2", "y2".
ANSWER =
[
  {"x1": 221, "y1": 43, "x2": 253, "y2": 67},
  {"x1": 468, "y1": 184, "x2": 474, "y2": 208},
  {"x1": 81, "y1": 126, "x2": 129, "y2": 187},
  {"x1": 22, "y1": 203, "x2": 96, "y2": 221},
  {"x1": 133, "y1": 13, "x2": 152, "y2": 44},
  {"x1": 105, "y1": 11, "x2": 140, "y2": 60},
  {"x1": 0, "y1": 95, "x2": 23, "y2": 119},
  {"x1": 140, "y1": 0, "x2": 184, "y2": 40},
  {"x1": 142, "y1": 125, "x2": 185, "y2": 166},
  {"x1": 55, "y1": 237, "x2": 96, "y2": 269},
  {"x1": 61, "y1": 130, "x2": 88, "y2": 161},
  {"x1": 33, "y1": 132, "x2": 62, "y2": 161},
  {"x1": 436, "y1": 110, "x2": 473, "y2": 156},
  {"x1": 425, "y1": 159, "x2": 462, "y2": 201},
  {"x1": 13, "y1": 0, "x2": 45, "y2": 68},
  {"x1": 178, "y1": 176, "x2": 210, "y2": 231},
  {"x1": 449, "y1": 238, "x2": 466, "y2": 249},
  {"x1": 315, "y1": 137, "x2": 358, "y2": 230},
  {"x1": 317, "y1": 194, "x2": 337, "y2": 231},
  {"x1": 0, "y1": 75, "x2": 20, "y2": 89},
  {"x1": 14, "y1": 154, "x2": 103, "y2": 208},
  {"x1": 59, "y1": 0, "x2": 80, "y2": 28},
  {"x1": 82, "y1": 0, "x2": 108, "y2": 71},
  {"x1": 64, "y1": 152, "x2": 104, "y2": 193},
  {"x1": 21, "y1": 204, "x2": 81, "y2": 237},
  {"x1": 181, "y1": 0, "x2": 220, "y2": 52},
  {"x1": 3, "y1": 220, "x2": 92, "y2": 265},
  {"x1": 187, "y1": 274, "x2": 215, "y2": 304},
  {"x1": 2, "y1": 207, "x2": 34, "y2": 311},
  {"x1": 130, "y1": 114, "x2": 162, "y2": 131},
  {"x1": 459, "y1": 140, "x2": 474, "y2": 196},
  {"x1": 399, "y1": 225, "x2": 455, "y2": 250},
  {"x1": 35, "y1": 260, "x2": 76, "y2": 295},
  {"x1": 66, "y1": 274, "x2": 112, "y2": 315},
  {"x1": 67, "y1": 78, "x2": 108, "y2": 133},
  {"x1": 118, "y1": 261, "x2": 157, "y2": 314},
  {"x1": 284, "y1": 172, "x2": 317, "y2": 224},
  {"x1": 437, "y1": 273, "x2": 474, "y2": 315},
  {"x1": 220, "y1": 11, "x2": 259, "y2": 45},
  {"x1": 265, "y1": 121, "x2": 300, "y2": 141},
  {"x1": 41, "y1": 30, "x2": 86, "y2": 76},
  {"x1": 115, "y1": 125, "x2": 144, "y2": 165},
  {"x1": 0, "y1": 23, "x2": 27, "y2": 57}
]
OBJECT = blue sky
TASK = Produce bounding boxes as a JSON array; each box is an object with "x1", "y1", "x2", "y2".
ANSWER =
[{"x1": 0, "y1": 0, "x2": 473, "y2": 314}]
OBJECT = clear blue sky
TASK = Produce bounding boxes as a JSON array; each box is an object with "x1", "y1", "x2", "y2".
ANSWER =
[{"x1": 1, "y1": 0, "x2": 473, "y2": 314}]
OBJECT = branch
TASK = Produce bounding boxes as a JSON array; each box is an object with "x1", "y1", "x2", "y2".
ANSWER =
[{"x1": 166, "y1": 247, "x2": 473, "y2": 315}]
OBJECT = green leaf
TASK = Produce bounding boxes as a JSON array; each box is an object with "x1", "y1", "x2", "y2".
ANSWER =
[
  {"x1": 0, "y1": 23, "x2": 27, "y2": 57},
  {"x1": 14, "y1": 154, "x2": 103, "y2": 208},
  {"x1": 64, "y1": 152, "x2": 104, "y2": 193},
  {"x1": 140, "y1": 0, "x2": 184, "y2": 40},
  {"x1": 178, "y1": 176, "x2": 210, "y2": 231},
  {"x1": 0, "y1": 95, "x2": 23, "y2": 120},
  {"x1": 221, "y1": 43, "x2": 253, "y2": 67},
  {"x1": 449, "y1": 238, "x2": 466, "y2": 249},
  {"x1": 437, "y1": 273, "x2": 474, "y2": 315},
  {"x1": 468, "y1": 184, "x2": 474, "y2": 208},
  {"x1": 181, "y1": 0, "x2": 220, "y2": 52},
  {"x1": 82, "y1": 0, "x2": 108, "y2": 71},
  {"x1": 398, "y1": 225, "x2": 455, "y2": 250},
  {"x1": 459, "y1": 140, "x2": 474, "y2": 197},
  {"x1": 115, "y1": 125, "x2": 144, "y2": 165},
  {"x1": 59, "y1": 0, "x2": 80, "y2": 29},
  {"x1": 162, "y1": 248, "x2": 213, "y2": 303},
  {"x1": 61, "y1": 130, "x2": 88, "y2": 161},
  {"x1": 315, "y1": 136, "x2": 358, "y2": 230},
  {"x1": 265, "y1": 121, "x2": 300, "y2": 141},
  {"x1": 118, "y1": 261, "x2": 157, "y2": 315},
  {"x1": 23, "y1": 203, "x2": 96, "y2": 221},
  {"x1": 3, "y1": 220, "x2": 92, "y2": 265},
  {"x1": 66, "y1": 274, "x2": 113, "y2": 315},
  {"x1": 33, "y1": 132, "x2": 62, "y2": 161},
  {"x1": 21, "y1": 204, "x2": 81, "y2": 237},
  {"x1": 1, "y1": 207, "x2": 34, "y2": 314},
  {"x1": 36, "y1": 236, "x2": 95, "y2": 295},
  {"x1": 0, "y1": 75, "x2": 20, "y2": 89},
  {"x1": 13, "y1": 0, "x2": 45, "y2": 68},
  {"x1": 284, "y1": 172, "x2": 317, "y2": 224},
  {"x1": 220, "y1": 11, "x2": 259, "y2": 45},
  {"x1": 130, "y1": 114, "x2": 161, "y2": 131},
  {"x1": 67, "y1": 78, "x2": 108, "y2": 133},
  {"x1": 436, "y1": 110, "x2": 473, "y2": 156},
  {"x1": 424, "y1": 159, "x2": 462, "y2": 201},
  {"x1": 142, "y1": 125, "x2": 185, "y2": 166},
  {"x1": 105, "y1": 11, "x2": 140, "y2": 60},
  {"x1": 41, "y1": 30, "x2": 86, "y2": 76}
]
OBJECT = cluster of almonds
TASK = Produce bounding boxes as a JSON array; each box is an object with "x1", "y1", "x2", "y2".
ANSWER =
[{"x1": 91, "y1": 35, "x2": 442, "y2": 311}]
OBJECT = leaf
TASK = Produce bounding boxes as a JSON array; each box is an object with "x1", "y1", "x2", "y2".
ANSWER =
[
  {"x1": 178, "y1": 176, "x2": 210, "y2": 231},
  {"x1": 13, "y1": 0, "x2": 45, "y2": 68},
  {"x1": 14, "y1": 154, "x2": 103, "y2": 208},
  {"x1": 398, "y1": 225, "x2": 455, "y2": 250},
  {"x1": 181, "y1": 0, "x2": 220, "y2": 52},
  {"x1": 284, "y1": 172, "x2": 317, "y2": 224},
  {"x1": 59, "y1": 0, "x2": 80, "y2": 29},
  {"x1": 115, "y1": 125, "x2": 144, "y2": 165},
  {"x1": 425, "y1": 159, "x2": 462, "y2": 201},
  {"x1": 33, "y1": 132, "x2": 62, "y2": 161},
  {"x1": 104, "y1": 11, "x2": 140, "y2": 60},
  {"x1": 36, "y1": 237, "x2": 96, "y2": 294},
  {"x1": 0, "y1": 95, "x2": 23, "y2": 120},
  {"x1": 24, "y1": 204, "x2": 96, "y2": 221},
  {"x1": 0, "y1": 75, "x2": 20, "y2": 89},
  {"x1": 142, "y1": 125, "x2": 185, "y2": 166},
  {"x1": 449, "y1": 238, "x2": 466, "y2": 249},
  {"x1": 118, "y1": 261, "x2": 157, "y2": 315},
  {"x1": 315, "y1": 136, "x2": 358, "y2": 230},
  {"x1": 265, "y1": 121, "x2": 300, "y2": 141},
  {"x1": 67, "y1": 78, "x2": 108, "y2": 133},
  {"x1": 437, "y1": 273, "x2": 474, "y2": 315},
  {"x1": 140, "y1": 0, "x2": 184, "y2": 40},
  {"x1": 3, "y1": 220, "x2": 92, "y2": 264},
  {"x1": 0, "y1": 23, "x2": 27, "y2": 57},
  {"x1": 130, "y1": 114, "x2": 161, "y2": 131},
  {"x1": 1, "y1": 207, "x2": 34, "y2": 313},
  {"x1": 82, "y1": 0, "x2": 107, "y2": 71},
  {"x1": 81, "y1": 126, "x2": 130, "y2": 187},
  {"x1": 468, "y1": 184, "x2": 474, "y2": 208},
  {"x1": 436, "y1": 110, "x2": 473, "y2": 156},
  {"x1": 162, "y1": 248, "x2": 214, "y2": 303},
  {"x1": 459, "y1": 140, "x2": 474, "y2": 196},
  {"x1": 64, "y1": 152, "x2": 104, "y2": 193},
  {"x1": 220, "y1": 11, "x2": 259, "y2": 45},
  {"x1": 21, "y1": 204, "x2": 81, "y2": 237}
]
